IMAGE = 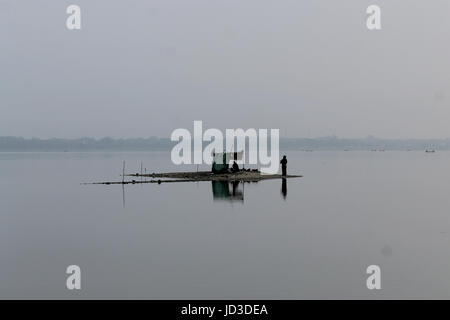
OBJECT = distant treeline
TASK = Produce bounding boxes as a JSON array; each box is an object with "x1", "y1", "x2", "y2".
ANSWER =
[
  {"x1": 0, "y1": 136, "x2": 450, "y2": 151},
  {"x1": 0, "y1": 137, "x2": 172, "y2": 151}
]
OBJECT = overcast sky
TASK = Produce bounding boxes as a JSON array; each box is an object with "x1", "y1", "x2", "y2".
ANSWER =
[{"x1": 1, "y1": 0, "x2": 450, "y2": 139}]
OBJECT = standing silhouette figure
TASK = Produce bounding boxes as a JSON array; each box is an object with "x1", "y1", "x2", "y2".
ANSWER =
[{"x1": 280, "y1": 155, "x2": 287, "y2": 176}]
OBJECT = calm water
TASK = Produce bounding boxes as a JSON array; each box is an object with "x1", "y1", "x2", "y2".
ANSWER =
[{"x1": 1, "y1": 151, "x2": 450, "y2": 299}]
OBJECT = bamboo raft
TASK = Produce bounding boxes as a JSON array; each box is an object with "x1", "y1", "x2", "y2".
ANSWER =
[{"x1": 84, "y1": 170, "x2": 302, "y2": 185}]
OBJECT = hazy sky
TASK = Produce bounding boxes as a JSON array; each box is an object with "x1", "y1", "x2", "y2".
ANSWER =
[{"x1": 1, "y1": 0, "x2": 450, "y2": 139}]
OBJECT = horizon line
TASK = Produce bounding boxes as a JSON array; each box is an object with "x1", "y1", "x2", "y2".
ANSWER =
[{"x1": 2, "y1": 136, "x2": 450, "y2": 141}]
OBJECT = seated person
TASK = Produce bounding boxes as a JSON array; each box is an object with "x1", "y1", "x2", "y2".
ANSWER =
[{"x1": 231, "y1": 161, "x2": 240, "y2": 173}]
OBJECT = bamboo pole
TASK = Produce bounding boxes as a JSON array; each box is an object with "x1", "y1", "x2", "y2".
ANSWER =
[{"x1": 122, "y1": 161, "x2": 125, "y2": 183}]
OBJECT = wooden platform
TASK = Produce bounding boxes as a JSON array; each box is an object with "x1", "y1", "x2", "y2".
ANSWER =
[
  {"x1": 85, "y1": 170, "x2": 302, "y2": 185},
  {"x1": 127, "y1": 170, "x2": 301, "y2": 181}
]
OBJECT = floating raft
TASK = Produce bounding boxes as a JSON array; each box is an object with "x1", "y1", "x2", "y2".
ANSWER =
[{"x1": 84, "y1": 170, "x2": 302, "y2": 185}]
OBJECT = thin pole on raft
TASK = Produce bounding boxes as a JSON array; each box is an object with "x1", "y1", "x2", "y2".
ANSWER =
[{"x1": 122, "y1": 161, "x2": 125, "y2": 183}]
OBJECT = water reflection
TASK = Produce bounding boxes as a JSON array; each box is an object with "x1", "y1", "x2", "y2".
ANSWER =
[
  {"x1": 211, "y1": 179, "x2": 288, "y2": 202},
  {"x1": 121, "y1": 178, "x2": 288, "y2": 207},
  {"x1": 281, "y1": 178, "x2": 287, "y2": 200},
  {"x1": 211, "y1": 181, "x2": 244, "y2": 202},
  {"x1": 122, "y1": 183, "x2": 126, "y2": 208}
]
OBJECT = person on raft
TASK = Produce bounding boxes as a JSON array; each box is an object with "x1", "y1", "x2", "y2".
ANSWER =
[
  {"x1": 280, "y1": 155, "x2": 287, "y2": 176},
  {"x1": 231, "y1": 161, "x2": 241, "y2": 173},
  {"x1": 231, "y1": 161, "x2": 240, "y2": 173}
]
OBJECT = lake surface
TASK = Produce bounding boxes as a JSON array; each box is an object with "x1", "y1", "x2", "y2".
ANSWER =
[{"x1": 1, "y1": 151, "x2": 450, "y2": 299}]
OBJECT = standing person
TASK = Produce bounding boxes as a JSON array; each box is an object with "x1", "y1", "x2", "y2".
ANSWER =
[{"x1": 280, "y1": 155, "x2": 287, "y2": 176}]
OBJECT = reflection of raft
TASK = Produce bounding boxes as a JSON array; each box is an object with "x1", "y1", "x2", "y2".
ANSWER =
[
  {"x1": 212, "y1": 181, "x2": 244, "y2": 202},
  {"x1": 85, "y1": 170, "x2": 302, "y2": 185}
]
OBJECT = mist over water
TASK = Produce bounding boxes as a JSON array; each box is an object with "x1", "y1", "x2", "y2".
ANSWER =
[{"x1": 1, "y1": 151, "x2": 450, "y2": 299}]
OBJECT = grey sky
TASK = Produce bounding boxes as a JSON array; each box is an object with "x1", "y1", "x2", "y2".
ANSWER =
[{"x1": 1, "y1": 0, "x2": 450, "y2": 139}]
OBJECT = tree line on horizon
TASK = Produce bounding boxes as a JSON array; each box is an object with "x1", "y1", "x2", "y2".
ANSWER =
[{"x1": 0, "y1": 136, "x2": 449, "y2": 151}]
